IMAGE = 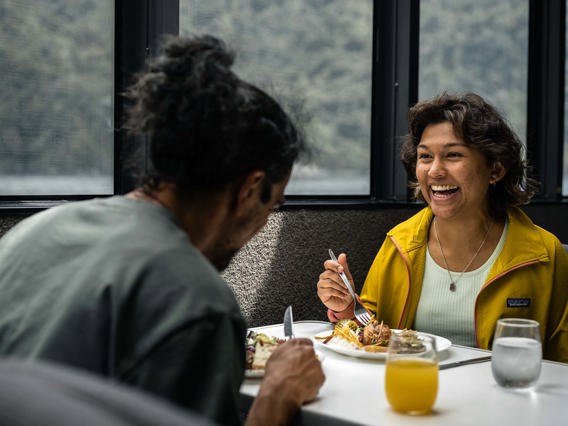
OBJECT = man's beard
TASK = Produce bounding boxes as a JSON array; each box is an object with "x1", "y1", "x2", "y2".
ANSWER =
[{"x1": 208, "y1": 247, "x2": 239, "y2": 272}]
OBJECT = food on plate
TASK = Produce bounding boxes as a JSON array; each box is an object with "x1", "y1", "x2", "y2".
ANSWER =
[
  {"x1": 317, "y1": 318, "x2": 416, "y2": 353},
  {"x1": 245, "y1": 330, "x2": 285, "y2": 370},
  {"x1": 389, "y1": 329, "x2": 426, "y2": 353},
  {"x1": 362, "y1": 319, "x2": 391, "y2": 346}
]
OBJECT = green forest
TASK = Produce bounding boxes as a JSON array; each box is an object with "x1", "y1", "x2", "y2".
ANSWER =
[
  {"x1": 0, "y1": 0, "x2": 114, "y2": 178},
  {"x1": 1, "y1": 0, "x2": 564, "y2": 194},
  {"x1": 181, "y1": 0, "x2": 530, "y2": 191}
]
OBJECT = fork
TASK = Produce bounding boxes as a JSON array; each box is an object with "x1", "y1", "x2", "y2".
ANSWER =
[{"x1": 328, "y1": 249, "x2": 372, "y2": 326}]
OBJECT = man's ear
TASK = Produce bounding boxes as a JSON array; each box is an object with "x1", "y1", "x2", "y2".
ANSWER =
[
  {"x1": 490, "y1": 161, "x2": 507, "y2": 184},
  {"x1": 234, "y1": 171, "x2": 266, "y2": 215}
]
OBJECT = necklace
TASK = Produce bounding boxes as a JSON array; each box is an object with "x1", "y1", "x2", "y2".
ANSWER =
[{"x1": 433, "y1": 218, "x2": 493, "y2": 292}]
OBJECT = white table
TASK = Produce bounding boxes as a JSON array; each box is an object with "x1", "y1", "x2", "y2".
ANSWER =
[{"x1": 240, "y1": 321, "x2": 568, "y2": 426}]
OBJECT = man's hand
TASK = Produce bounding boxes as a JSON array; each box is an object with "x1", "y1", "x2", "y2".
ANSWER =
[{"x1": 246, "y1": 338, "x2": 325, "y2": 426}]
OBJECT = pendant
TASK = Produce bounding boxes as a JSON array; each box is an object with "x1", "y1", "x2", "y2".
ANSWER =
[{"x1": 449, "y1": 282, "x2": 456, "y2": 292}]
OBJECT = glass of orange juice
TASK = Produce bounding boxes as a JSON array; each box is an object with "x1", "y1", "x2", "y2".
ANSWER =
[{"x1": 384, "y1": 332, "x2": 438, "y2": 415}]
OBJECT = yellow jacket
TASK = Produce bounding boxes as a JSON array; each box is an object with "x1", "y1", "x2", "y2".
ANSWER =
[{"x1": 359, "y1": 207, "x2": 568, "y2": 363}]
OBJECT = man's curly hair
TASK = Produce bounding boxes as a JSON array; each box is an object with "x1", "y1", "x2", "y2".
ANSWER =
[{"x1": 123, "y1": 34, "x2": 306, "y2": 201}]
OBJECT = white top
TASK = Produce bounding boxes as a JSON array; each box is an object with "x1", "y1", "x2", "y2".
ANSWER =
[{"x1": 415, "y1": 220, "x2": 508, "y2": 346}]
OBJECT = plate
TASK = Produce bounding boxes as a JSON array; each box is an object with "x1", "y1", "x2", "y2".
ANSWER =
[
  {"x1": 245, "y1": 369, "x2": 266, "y2": 379},
  {"x1": 244, "y1": 351, "x2": 325, "y2": 379},
  {"x1": 313, "y1": 330, "x2": 451, "y2": 360}
]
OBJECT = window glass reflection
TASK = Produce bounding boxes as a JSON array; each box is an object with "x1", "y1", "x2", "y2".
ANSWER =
[
  {"x1": 180, "y1": 0, "x2": 372, "y2": 195},
  {"x1": 419, "y1": 0, "x2": 529, "y2": 147},
  {"x1": 0, "y1": 0, "x2": 114, "y2": 195}
]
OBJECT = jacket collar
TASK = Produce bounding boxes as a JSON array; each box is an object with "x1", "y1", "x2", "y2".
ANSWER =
[
  {"x1": 494, "y1": 206, "x2": 550, "y2": 270},
  {"x1": 387, "y1": 206, "x2": 550, "y2": 266}
]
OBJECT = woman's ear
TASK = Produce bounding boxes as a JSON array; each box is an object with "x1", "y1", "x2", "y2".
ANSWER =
[{"x1": 490, "y1": 161, "x2": 507, "y2": 184}]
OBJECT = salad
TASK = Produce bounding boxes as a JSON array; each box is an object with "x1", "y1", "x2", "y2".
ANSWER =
[
  {"x1": 317, "y1": 318, "x2": 419, "y2": 353},
  {"x1": 318, "y1": 318, "x2": 392, "y2": 352},
  {"x1": 245, "y1": 330, "x2": 285, "y2": 370}
]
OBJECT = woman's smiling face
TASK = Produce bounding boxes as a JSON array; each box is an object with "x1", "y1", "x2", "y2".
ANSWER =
[{"x1": 416, "y1": 121, "x2": 495, "y2": 220}]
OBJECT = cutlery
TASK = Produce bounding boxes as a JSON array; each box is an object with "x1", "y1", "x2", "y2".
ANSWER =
[
  {"x1": 439, "y1": 356, "x2": 492, "y2": 370},
  {"x1": 283, "y1": 305, "x2": 294, "y2": 339},
  {"x1": 328, "y1": 249, "x2": 372, "y2": 326}
]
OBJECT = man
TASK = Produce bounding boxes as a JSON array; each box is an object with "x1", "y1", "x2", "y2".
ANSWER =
[
  {"x1": 0, "y1": 359, "x2": 216, "y2": 426},
  {"x1": 0, "y1": 35, "x2": 324, "y2": 426}
]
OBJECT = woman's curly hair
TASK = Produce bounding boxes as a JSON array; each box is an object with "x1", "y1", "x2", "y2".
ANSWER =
[
  {"x1": 123, "y1": 34, "x2": 306, "y2": 201},
  {"x1": 400, "y1": 92, "x2": 539, "y2": 220}
]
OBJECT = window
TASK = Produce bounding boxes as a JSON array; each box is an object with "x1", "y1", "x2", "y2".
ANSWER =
[
  {"x1": 565, "y1": 2, "x2": 568, "y2": 196},
  {"x1": 0, "y1": 0, "x2": 114, "y2": 196},
  {"x1": 179, "y1": 0, "x2": 373, "y2": 195},
  {"x1": 1, "y1": 1, "x2": 566, "y2": 208},
  {"x1": 419, "y1": 0, "x2": 529, "y2": 145}
]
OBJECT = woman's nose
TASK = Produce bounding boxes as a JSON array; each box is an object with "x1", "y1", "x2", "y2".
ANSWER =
[{"x1": 428, "y1": 158, "x2": 445, "y2": 177}]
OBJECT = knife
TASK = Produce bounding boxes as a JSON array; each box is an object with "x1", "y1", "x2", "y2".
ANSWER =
[
  {"x1": 439, "y1": 355, "x2": 492, "y2": 370},
  {"x1": 283, "y1": 305, "x2": 294, "y2": 339}
]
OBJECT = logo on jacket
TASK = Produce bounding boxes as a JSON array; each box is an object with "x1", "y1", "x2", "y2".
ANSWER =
[{"x1": 507, "y1": 298, "x2": 531, "y2": 308}]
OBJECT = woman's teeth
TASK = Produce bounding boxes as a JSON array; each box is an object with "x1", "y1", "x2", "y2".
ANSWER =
[
  {"x1": 431, "y1": 185, "x2": 458, "y2": 196},
  {"x1": 431, "y1": 185, "x2": 458, "y2": 192}
]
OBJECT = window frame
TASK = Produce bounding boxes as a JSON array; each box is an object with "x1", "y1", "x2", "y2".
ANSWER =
[
  {"x1": 1, "y1": 0, "x2": 566, "y2": 213},
  {"x1": 527, "y1": 0, "x2": 566, "y2": 200}
]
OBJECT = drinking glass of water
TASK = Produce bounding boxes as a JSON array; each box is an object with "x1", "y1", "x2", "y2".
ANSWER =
[{"x1": 491, "y1": 318, "x2": 542, "y2": 389}]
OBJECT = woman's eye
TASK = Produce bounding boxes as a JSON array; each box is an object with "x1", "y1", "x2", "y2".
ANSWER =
[
  {"x1": 446, "y1": 152, "x2": 463, "y2": 158},
  {"x1": 417, "y1": 153, "x2": 431, "y2": 160}
]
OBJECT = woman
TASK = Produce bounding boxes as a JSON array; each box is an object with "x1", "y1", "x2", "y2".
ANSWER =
[{"x1": 317, "y1": 92, "x2": 568, "y2": 362}]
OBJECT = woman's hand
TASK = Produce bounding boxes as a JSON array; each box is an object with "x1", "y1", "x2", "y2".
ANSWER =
[{"x1": 316, "y1": 252, "x2": 356, "y2": 313}]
